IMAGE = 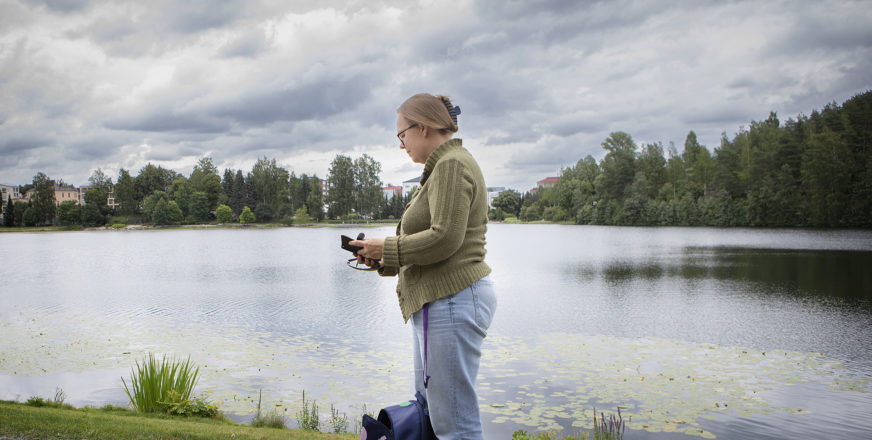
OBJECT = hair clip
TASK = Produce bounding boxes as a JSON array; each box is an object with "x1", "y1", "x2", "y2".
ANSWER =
[{"x1": 442, "y1": 97, "x2": 461, "y2": 125}]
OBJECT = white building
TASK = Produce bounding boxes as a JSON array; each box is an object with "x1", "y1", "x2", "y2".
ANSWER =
[
  {"x1": 0, "y1": 184, "x2": 20, "y2": 222},
  {"x1": 486, "y1": 186, "x2": 506, "y2": 208},
  {"x1": 402, "y1": 176, "x2": 421, "y2": 195},
  {"x1": 1, "y1": 184, "x2": 20, "y2": 202}
]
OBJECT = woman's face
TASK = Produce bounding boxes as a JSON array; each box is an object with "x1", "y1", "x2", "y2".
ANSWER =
[{"x1": 397, "y1": 115, "x2": 427, "y2": 164}]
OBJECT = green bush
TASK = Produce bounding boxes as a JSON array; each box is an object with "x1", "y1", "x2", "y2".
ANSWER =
[
  {"x1": 293, "y1": 206, "x2": 311, "y2": 225},
  {"x1": 160, "y1": 391, "x2": 219, "y2": 418},
  {"x1": 239, "y1": 206, "x2": 255, "y2": 224},
  {"x1": 215, "y1": 204, "x2": 232, "y2": 223}
]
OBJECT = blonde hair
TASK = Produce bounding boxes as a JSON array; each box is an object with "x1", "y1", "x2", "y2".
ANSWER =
[{"x1": 397, "y1": 93, "x2": 459, "y2": 135}]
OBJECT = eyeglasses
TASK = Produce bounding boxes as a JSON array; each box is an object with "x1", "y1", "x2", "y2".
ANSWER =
[{"x1": 397, "y1": 123, "x2": 418, "y2": 147}]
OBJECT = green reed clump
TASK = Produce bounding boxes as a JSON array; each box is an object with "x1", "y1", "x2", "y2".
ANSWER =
[
  {"x1": 121, "y1": 353, "x2": 200, "y2": 415},
  {"x1": 251, "y1": 389, "x2": 286, "y2": 429},
  {"x1": 24, "y1": 387, "x2": 74, "y2": 410}
]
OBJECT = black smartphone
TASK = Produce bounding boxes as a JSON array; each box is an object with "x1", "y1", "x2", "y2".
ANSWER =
[{"x1": 341, "y1": 233, "x2": 365, "y2": 253}]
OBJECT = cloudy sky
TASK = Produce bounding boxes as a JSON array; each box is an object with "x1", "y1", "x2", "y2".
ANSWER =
[{"x1": 1, "y1": 0, "x2": 870, "y2": 192}]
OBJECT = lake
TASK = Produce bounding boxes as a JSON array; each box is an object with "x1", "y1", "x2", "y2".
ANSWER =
[{"x1": 1, "y1": 224, "x2": 871, "y2": 439}]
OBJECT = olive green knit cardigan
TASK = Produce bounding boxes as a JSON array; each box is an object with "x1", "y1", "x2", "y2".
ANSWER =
[{"x1": 380, "y1": 138, "x2": 491, "y2": 322}]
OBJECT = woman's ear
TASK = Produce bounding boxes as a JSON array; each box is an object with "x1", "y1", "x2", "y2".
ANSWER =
[{"x1": 419, "y1": 125, "x2": 429, "y2": 138}]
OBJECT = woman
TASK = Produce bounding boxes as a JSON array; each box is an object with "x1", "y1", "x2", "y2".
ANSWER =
[{"x1": 351, "y1": 93, "x2": 496, "y2": 439}]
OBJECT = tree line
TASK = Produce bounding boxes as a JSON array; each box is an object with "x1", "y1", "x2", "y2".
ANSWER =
[
  {"x1": 490, "y1": 90, "x2": 872, "y2": 228},
  {"x1": 4, "y1": 91, "x2": 869, "y2": 228},
  {"x1": 2, "y1": 154, "x2": 412, "y2": 227}
]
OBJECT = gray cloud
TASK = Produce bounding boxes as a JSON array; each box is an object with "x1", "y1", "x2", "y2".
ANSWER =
[
  {"x1": 219, "y1": 27, "x2": 272, "y2": 58},
  {"x1": 104, "y1": 112, "x2": 230, "y2": 134},
  {"x1": 31, "y1": 0, "x2": 91, "y2": 14},
  {"x1": 211, "y1": 73, "x2": 376, "y2": 126},
  {"x1": 0, "y1": 0, "x2": 870, "y2": 191}
]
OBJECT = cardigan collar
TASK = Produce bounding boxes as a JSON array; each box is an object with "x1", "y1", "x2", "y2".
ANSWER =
[{"x1": 420, "y1": 138, "x2": 463, "y2": 186}]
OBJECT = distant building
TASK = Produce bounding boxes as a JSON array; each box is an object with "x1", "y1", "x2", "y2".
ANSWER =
[
  {"x1": 486, "y1": 186, "x2": 506, "y2": 208},
  {"x1": 316, "y1": 178, "x2": 328, "y2": 204},
  {"x1": 1, "y1": 184, "x2": 21, "y2": 202},
  {"x1": 0, "y1": 184, "x2": 20, "y2": 222},
  {"x1": 79, "y1": 184, "x2": 118, "y2": 210},
  {"x1": 403, "y1": 176, "x2": 422, "y2": 195},
  {"x1": 25, "y1": 182, "x2": 80, "y2": 207},
  {"x1": 382, "y1": 184, "x2": 403, "y2": 199},
  {"x1": 537, "y1": 177, "x2": 559, "y2": 189}
]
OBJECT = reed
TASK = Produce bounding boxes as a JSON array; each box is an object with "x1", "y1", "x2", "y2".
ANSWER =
[
  {"x1": 121, "y1": 353, "x2": 199, "y2": 414},
  {"x1": 251, "y1": 389, "x2": 287, "y2": 429}
]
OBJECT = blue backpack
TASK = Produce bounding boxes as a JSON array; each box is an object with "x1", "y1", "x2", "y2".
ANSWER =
[{"x1": 360, "y1": 392, "x2": 436, "y2": 440}]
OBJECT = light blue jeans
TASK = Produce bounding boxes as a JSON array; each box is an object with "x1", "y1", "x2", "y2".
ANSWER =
[{"x1": 411, "y1": 275, "x2": 497, "y2": 440}]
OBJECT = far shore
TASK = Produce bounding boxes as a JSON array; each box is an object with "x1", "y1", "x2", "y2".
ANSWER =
[{"x1": 0, "y1": 221, "x2": 401, "y2": 233}]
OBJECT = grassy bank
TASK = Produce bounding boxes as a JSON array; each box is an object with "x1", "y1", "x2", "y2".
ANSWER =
[{"x1": 0, "y1": 400, "x2": 356, "y2": 440}]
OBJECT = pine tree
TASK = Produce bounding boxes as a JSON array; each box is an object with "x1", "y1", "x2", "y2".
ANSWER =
[{"x1": 3, "y1": 195, "x2": 13, "y2": 227}]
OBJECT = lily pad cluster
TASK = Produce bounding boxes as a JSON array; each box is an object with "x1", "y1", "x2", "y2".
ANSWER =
[{"x1": 2, "y1": 308, "x2": 869, "y2": 437}]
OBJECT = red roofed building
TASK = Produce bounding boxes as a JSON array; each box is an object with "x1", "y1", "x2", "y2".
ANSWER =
[
  {"x1": 537, "y1": 177, "x2": 559, "y2": 189},
  {"x1": 382, "y1": 184, "x2": 402, "y2": 199}
]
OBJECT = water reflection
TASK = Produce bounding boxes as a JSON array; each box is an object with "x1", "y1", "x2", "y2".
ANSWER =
[{"x1": 590, "y1": 247, "x2": 872, "y2": 301}]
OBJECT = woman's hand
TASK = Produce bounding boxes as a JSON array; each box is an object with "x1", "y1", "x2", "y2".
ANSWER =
[{"x1": 350, "y1": 237, "x2": 385, "y2": 268}]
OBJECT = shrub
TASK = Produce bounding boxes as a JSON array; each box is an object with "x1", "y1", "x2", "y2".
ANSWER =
[
  {"x1": 160, "y1": 391, "x2": 220, "y2": 418},
  {"x1": 215, "y1": 204, "x2": 232, "y2": 223},
  {"x1": 121, "y1": 353, "x2": 200, "y2": 414},
  {"x1": 293, "y1": 206, "x2": 311, "y2": 225},
  {"x1": 239, "y1": 206, "x2": 255, "y2": 224}
]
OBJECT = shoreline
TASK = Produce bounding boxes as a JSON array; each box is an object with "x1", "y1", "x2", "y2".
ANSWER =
[{"x1": 0, "y1": 222, "x2": 400, "y2": 233}]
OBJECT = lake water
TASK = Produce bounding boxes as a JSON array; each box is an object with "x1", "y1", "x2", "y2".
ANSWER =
[{"x1": 1, "y1": 224, "x2": 871, "y2": 439}]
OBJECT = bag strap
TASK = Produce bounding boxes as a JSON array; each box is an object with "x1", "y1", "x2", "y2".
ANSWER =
[{"x1": 423, "y1": 303, "x2": 431, "y2": 388}]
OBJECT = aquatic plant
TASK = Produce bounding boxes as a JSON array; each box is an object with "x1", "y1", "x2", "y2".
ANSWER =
[
  {"x1": 511, "y1": 429, "x2": 589, "y2": 439},
  {"x1": 53, "y1": 387, "x2": 66, "y2": 405},
  {"x1": 251, "y1": 389, "x2": 286, "y2": 429},
  {"x1": 121, "y1": 353, "x2": 199, "y2": 414},
  {"x1": 328, "y1": 403, "x2": 349, "y2": 433},
  {"x1": 295, "y1": 390, "x2": 320, "y2": 431},
  {"x1": 593, "y1": 407, "x2": 624, "y2": 440}
]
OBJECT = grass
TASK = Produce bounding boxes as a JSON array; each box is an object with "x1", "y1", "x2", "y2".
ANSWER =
[
  {"x1": 0, "y1": 400, "x2": 357, "y2": 440},
  {"x1": 0, "y1": 225, "x2": 70, "y2": 232}
]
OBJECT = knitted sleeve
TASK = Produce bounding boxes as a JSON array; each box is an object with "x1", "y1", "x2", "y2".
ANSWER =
[{"x1": 383, "y1": 158, "x2": 473, "y2": 268}]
